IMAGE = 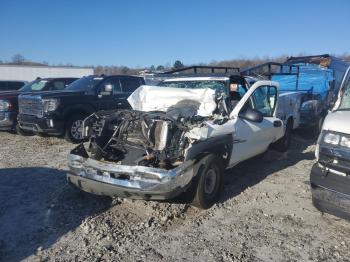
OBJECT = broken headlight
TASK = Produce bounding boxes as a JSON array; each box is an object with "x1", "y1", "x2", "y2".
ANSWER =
[{"x1": 43, "y1": 98, "x2": 60, "y2": 113}]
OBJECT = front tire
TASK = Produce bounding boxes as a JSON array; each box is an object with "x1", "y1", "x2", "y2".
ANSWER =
[
  {"x1": 191, "y1": 155, "x2": 224, "y2": 209},
  {"x1": 65, "y1": 114, "x2": 86, "y2": 143}
]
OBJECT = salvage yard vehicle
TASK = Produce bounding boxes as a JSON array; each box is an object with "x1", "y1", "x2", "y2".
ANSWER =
[
  {"x1": 17, "y1": 75, "x2": 145, "y2": 143},
  {"x1": 67, "y1": 68, "x2": 289, "y2": 209},
  {"x1": 243, "y1": 55, "x2": 349, "y2": 134},
  {"x1": 157, "y1": 67, "x2": 300, "y2": 150},
  {"x1": 0, "y1": 77, "x2": 77, "y2": 134},
  {"x1": 310, "y1": 65, "x2": 350, "y2": 219}
]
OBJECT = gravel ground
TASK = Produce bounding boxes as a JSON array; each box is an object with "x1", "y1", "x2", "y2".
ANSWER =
[{"x1": 0, "y1": 132, "x2": 350, "y2": 262}]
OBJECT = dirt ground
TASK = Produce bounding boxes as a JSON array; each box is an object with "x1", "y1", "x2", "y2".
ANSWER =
[{"x1": 0, "y1": 131, "x2": 350, "y2": 262}]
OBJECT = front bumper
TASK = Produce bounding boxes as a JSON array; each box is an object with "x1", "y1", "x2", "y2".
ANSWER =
[
  {"x1": 67, "y1": 145, "x2": 195, "y2": 200},
  {"x1": 0, "y1": 111, "x2": 16, "y2": 130},
  {"x1": 17, "y1": 114, "x2": 64, "y2": 135},
  {"x1": 310, "y1": 163, "x2": 350, "y2": 219}
]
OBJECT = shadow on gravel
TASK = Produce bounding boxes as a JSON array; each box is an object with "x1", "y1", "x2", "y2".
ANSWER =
[
  {"x1": 0, "y1": 167, "x2": 112, "y2": 262},
  {"x1": 220, "y1": 135, "x2": 315, "y2": 204}
]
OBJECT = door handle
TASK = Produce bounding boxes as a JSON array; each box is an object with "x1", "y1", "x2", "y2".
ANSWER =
[
  {"x1": 117, "y1": 102, "x2": 123, "y2": 106},
  {"x1": 273, "y1": 120, "x2": 282, "y2": 127}
]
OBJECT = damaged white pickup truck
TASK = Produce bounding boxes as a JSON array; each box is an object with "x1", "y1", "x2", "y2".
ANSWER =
[{"x1": 67, "y1": 76, "x2": 287, "y2": 208}]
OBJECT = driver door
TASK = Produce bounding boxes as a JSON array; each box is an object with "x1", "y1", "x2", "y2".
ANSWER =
[
  {"x1": 97, "y1": 77, "x2": 126, "y2": 110},
  {"x1": 229, "y1": 81, "x2": 284, "y2": 167}
]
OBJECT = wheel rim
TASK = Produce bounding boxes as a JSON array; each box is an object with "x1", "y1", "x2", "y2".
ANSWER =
[
  {"x1": 71, "y1": 120, "x2": 83, "y2": 140},
  {"x1": 204, "y1": 168, "x2": 217, "y2": 195}
]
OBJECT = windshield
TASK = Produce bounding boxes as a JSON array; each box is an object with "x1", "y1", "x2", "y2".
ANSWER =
[
  {"x1": 159, "y1": 80, "x2": 229, "y2": 94},
  {"x1": 19, "y1": 79, "x2": 48, "y2": 92},
  {"x1": 66, "y1": 76, "x2": 102, "y2": 91},
  {"x1": 339, "y1": 78, "x2": 350, "y2": 110}
]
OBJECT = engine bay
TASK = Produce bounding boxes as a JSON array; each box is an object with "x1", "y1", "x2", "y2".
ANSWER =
[{"x1": 83, "y1": 107, "x2": 208, "y2": 170}]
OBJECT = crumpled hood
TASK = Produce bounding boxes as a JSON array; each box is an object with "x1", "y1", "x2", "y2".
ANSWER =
[
  {"x1": 323, "y1": 110, "x2": 350, "y2": 134},
  {"x1": 127, "y1": 85, "x2": 217, "y2": 117}
]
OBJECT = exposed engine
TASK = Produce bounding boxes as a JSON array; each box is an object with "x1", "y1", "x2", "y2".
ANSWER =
[{"x1": 82, "y1": 101, "x2": 215, "y2": 170}]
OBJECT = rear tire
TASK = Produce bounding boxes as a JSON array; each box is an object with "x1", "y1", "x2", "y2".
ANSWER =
[
  {"x1": 65, "y1": 114, "x2": 87, "y2": 143},
  {"x1": 191, "y1": 155, "x2": 224, "y2": 209}
]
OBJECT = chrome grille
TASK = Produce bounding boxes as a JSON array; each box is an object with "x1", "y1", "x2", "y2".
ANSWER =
[{"x1": 18, "y1": 95, "x2": 43, "y2": 118}]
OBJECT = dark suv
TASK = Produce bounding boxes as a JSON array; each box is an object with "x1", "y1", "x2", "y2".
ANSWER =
[
  {"x1": 0, "y1": 80, "x2": 27, "y2": 92},
  {"x1": 0, "y1": 77, "x2": 77, "y2": 133},
  {"x1": 17, "y1": 75, "x2": 145, "y2": 143}
]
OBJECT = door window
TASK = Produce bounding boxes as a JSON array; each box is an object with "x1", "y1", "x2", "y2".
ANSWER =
[
  {"x1": 250, "y1": 85, "x2": 277, "y2": 117},
  {"x1": 31, "y1": 80, "x2": 48, "y2": 91},
  {"x1": 7, "y1": 81, "x2": 25, "y2": 90},
  {"x1": 51, "y1": 80, "x2": 66, "y2": 90},
  {"x1": 0, "y1": 82, "x2": 8, "y2": 91},
  {"x1": 101, "y1": 77, "x2": 122, "y2": 94},
  {"x1": 120, "y1": 78, "x2": 141, "y2": 93},
  {"x1": 65, "y1": 78, "x2": 78, "y2": 86}
]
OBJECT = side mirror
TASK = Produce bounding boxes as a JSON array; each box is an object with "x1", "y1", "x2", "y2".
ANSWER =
[{"x1": 239, "y1": 108, "x2": 263, "y2": 123}]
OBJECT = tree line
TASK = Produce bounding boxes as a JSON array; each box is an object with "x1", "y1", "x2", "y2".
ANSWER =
[{"x1": 1, "y1": 53, "x2": 350, "y2": 75}]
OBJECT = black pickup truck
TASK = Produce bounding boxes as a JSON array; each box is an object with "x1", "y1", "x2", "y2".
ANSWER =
[
  {"x1": 17, "y1": 75, "x2": 145, "y2": 143},
  {"x1": 0, "y1": 77, "x2": 77, "y2": 133}
]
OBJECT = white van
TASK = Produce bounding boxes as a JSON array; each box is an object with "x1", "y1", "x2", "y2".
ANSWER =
[{"x1": 311, "y1": 66, "x2": 350, "y2": 219}]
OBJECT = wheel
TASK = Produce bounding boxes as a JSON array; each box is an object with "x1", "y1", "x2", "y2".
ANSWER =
[
  {"x1": 65, "y1": 114, "x2": 86, "y2": 143},
  {"x1": 191, "y1": 155, "x2": 224, "y2": 209},
  {"x1": 272, "y1": 119, "x2": 292, "y2": 152},
  {"x1": 15, "y1": 123, "x2": 34, "y2": 136}
]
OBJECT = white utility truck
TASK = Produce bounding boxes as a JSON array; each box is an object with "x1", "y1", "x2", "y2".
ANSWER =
[{"x1": 67, "y1": 67, "x2": 292, "y2": 208}]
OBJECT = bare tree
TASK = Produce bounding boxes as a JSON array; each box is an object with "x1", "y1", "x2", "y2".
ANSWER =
[{"x1": 11, "y1": 54, "x2": 25, "y2": 64}]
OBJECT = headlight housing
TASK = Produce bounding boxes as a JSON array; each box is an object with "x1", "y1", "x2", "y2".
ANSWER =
[
  {"x1": 324, "y1": 133, "x2": 340, "y2": 145},
  {"x1": 340, "y1": 136, "x2": 350, "y2": 148},
  {"x1": 43, "y1": 98, "x2": 60, "y2": 113},
  {"x1": 323, "y1": 131, "x2": 350, "y2": 148},
  {"x1": 0, "y1": 100, "x2": 11, "y2": 111}
]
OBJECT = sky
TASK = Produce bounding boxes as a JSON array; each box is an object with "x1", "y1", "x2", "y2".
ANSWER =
[{"x1": 0, "y1": 0, "x2": 349, "y2": 67}]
